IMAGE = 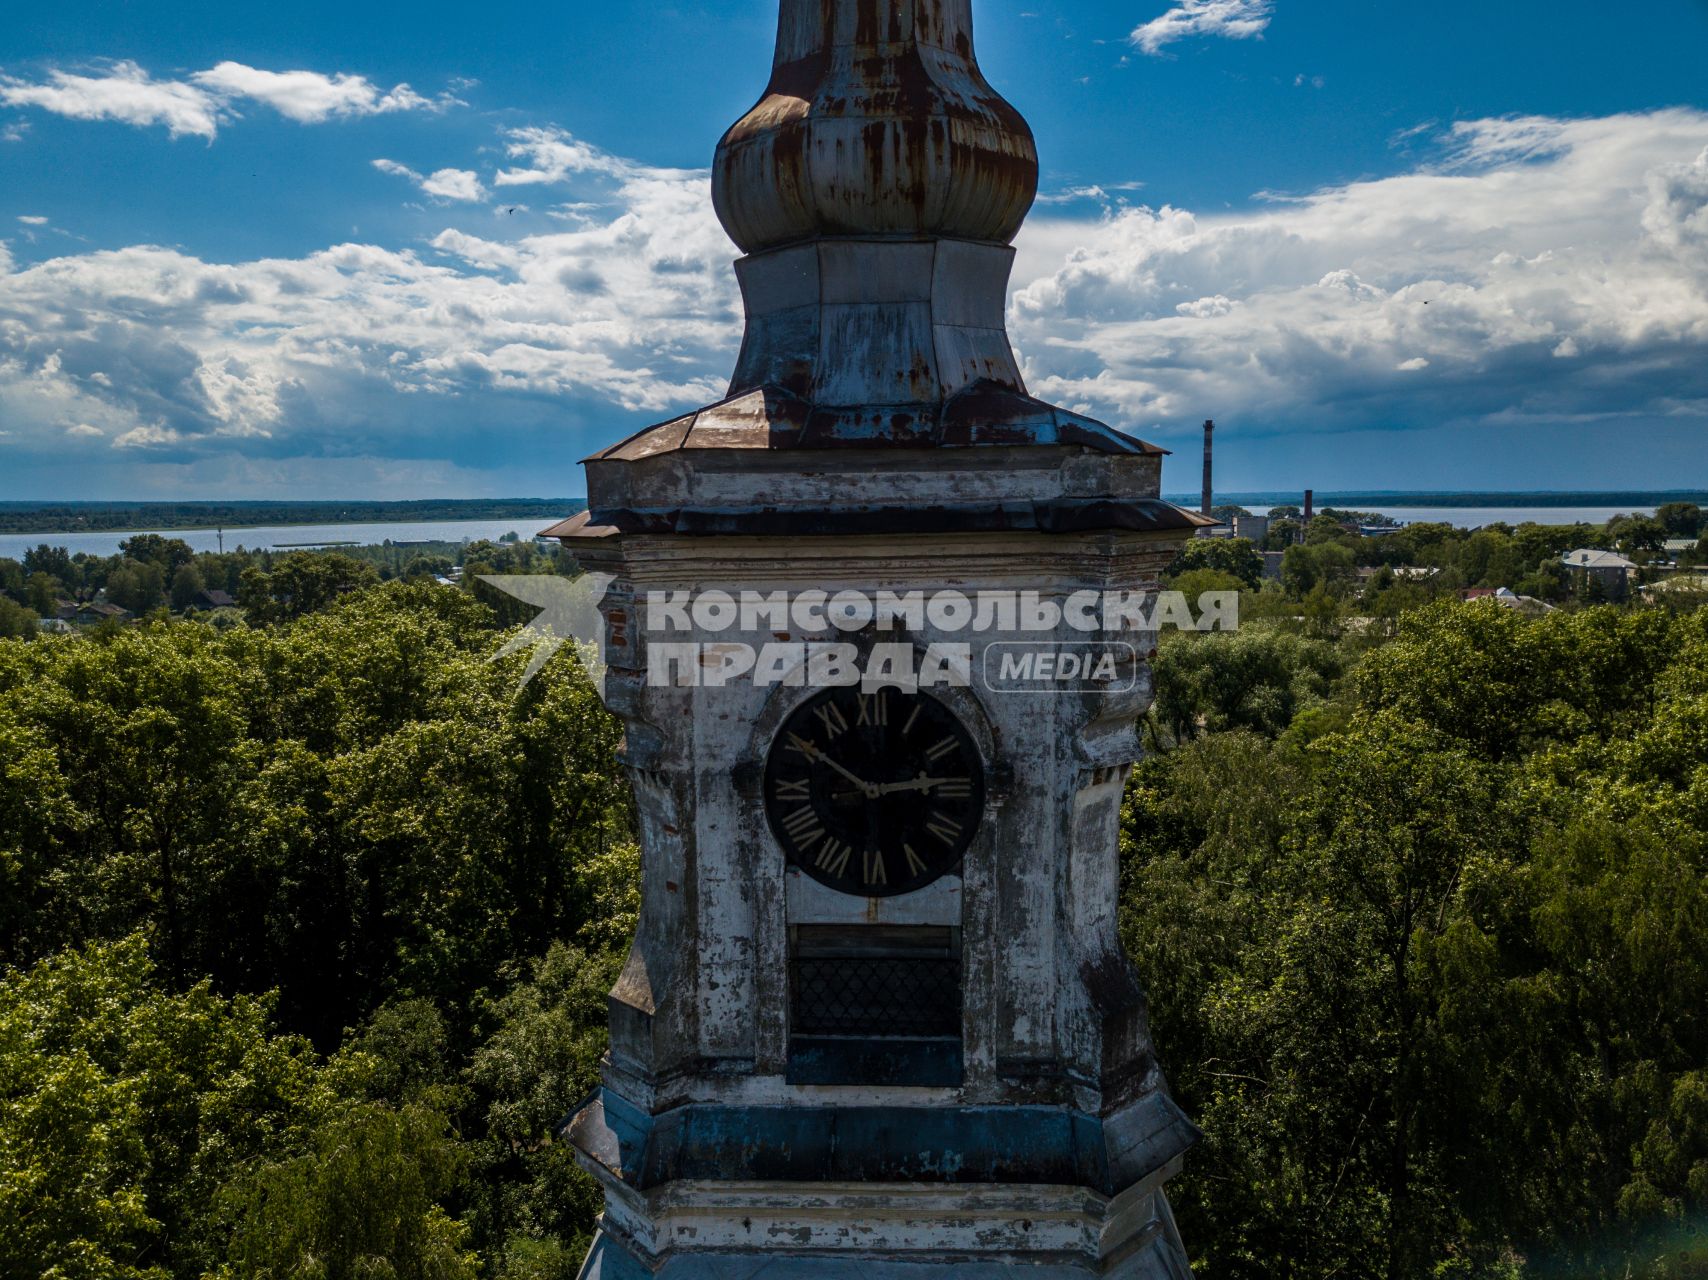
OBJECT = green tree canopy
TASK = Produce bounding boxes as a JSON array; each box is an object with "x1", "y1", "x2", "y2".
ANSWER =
[
  {"x1": 0, "y1": 937, "x2": 320, "y2": 1280},
  {"x1": 1125, "y1": 602, "x2": 1708, "y2": 1278},
  {"x1": 1150, "y1": 627, "x2": 1345, "y2": 742},
  {"x1": 118, "y1": 536, "x2": 195, "y2": 577},
  {"x1": 1166, "y1": 537, "x2": 1265, "y2": 589},
  {"x1": 1281, "y1": 541, "x2": 1357, "y2": 597},
  {"x1": 1656, "y1": 501, "x2": 1703, "y2": 539},
  {"x1": 238, "y1": 552, "x2": 381, "y2": 624}
]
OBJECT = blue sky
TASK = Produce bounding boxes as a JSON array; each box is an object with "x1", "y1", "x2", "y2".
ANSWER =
[{"x1": 2, "y1": 0, "x2": 1707, "y2": 499}]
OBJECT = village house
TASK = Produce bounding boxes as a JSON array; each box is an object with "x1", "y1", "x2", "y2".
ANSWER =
[
  {"x1": 75, "y1": 601, "x2": 131, "y2": 625},
  {"x1": 1562, "y1": 548, "x2": 1636, "y2": 599}
]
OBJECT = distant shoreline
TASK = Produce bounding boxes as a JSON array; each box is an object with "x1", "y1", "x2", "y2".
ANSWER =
[
  {"x1": 1164, "y1": 490, "x2": 1707, "y2": 510},
  {"x1": 0, "y1": 492, "x2": 1698, "y2": 539},
  {"x1": 0, "y1": 499, "x2": 587, "y2": 537}
]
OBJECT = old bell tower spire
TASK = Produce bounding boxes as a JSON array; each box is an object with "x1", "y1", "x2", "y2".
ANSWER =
[
  {"x1": 708, "y1": 0, "x2": 1047, "y2": 422},
  {"x1": 553, "y1": 2, "x2": 1208, "y2": 1276}
]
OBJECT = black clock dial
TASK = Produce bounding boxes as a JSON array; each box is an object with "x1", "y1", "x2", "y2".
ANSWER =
[{"x1": 763, "y1": 686, "x2": 985, "y2": 897}]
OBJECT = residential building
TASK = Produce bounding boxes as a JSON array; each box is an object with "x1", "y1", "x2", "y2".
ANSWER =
[
  {"x1": 1562, "y1": 548, "x2": 1636, "y2": 599},
  {"x1": 75, "y1": 601, "x2": 131, "y2": 624},
  {"x1": 1233, "y1": 514, "x2": 1270, "y2": 543}
]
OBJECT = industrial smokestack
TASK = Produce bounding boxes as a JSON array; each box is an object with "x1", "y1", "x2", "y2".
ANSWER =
[
  {"x1": 1201, "y1": 419, "x2": 1214, "y2": 518},
  {"x1": 1303, "y1": 489, "x2": 1314, "y2": 524}
]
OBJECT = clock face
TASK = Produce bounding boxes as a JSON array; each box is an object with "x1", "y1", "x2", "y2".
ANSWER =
[{"x1": 763, "y1": 686, "x2": 985, "y2": 897}]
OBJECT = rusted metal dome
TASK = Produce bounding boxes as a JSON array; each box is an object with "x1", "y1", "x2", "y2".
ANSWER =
[{"x1": 713, "y1": 0, "x2": 1040, "y2": 253}]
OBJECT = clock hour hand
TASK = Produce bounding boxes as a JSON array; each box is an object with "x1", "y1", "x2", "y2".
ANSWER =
[{"x1": 874, "y1": 774, "x2": 960, "y2": 796}]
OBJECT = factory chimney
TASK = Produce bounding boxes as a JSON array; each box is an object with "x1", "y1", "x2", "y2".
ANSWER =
[
  {"x1": 1201, "y1": 419, "x2": 1214, "y2": 518},
  {"x1": 1303, "y1": 489, "x2": 1314, "y2": 525}
]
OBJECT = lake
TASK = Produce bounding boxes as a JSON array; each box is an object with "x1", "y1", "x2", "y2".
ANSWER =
[
  {"x1": 1247, "y1": 505, "x2": 1654, "y2": 528},
  {"x1": 0, "y1": 503, "x2": 1660, "y2": 562},
  {"x1": 0, "y1": 516, "x2": 576, "y2": 563}
]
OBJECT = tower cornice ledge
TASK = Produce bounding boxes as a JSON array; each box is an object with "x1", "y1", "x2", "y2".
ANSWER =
[{"x1": 567, "y1": 1089, "x2": 1197, "y2": 1198}]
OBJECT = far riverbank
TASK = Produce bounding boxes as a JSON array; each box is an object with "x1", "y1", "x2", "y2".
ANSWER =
[
  {"x1": 0, "y1": 498, "x2": 583, "y2": 538},
  {"x1": 0, "y1": 516, "x2": 582, "y2": 562},
  {"x1": 6, "y1": 492, "x2": 1699, "y2": 562}
]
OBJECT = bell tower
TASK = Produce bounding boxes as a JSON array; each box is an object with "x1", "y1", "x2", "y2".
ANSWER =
[{"x1": 554, "y1": 2, "x2": 1207, "y2": 1275}]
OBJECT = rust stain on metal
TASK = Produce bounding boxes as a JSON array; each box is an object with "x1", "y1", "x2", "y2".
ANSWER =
[{"x1": 712, "y1": 0, "x2": 1038, "y2": 254}]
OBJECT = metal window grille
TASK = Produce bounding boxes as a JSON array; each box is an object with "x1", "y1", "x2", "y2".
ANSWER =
[{"x1": 790, "y1": 925, "x2": 961, "y2": 1039}]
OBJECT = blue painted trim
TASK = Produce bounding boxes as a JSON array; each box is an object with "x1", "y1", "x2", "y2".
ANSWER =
[
  {"x1": 786, "y1": 1036, "x2": 964, "y2": 1086},
  {"x1": 566, "y1": 1088, "x2": 1199, "y2": 1197}
]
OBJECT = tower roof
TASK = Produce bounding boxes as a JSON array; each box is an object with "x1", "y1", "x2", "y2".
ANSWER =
[{"x1": 584, "y1": 384, "x2": 1164, "y2": 461}]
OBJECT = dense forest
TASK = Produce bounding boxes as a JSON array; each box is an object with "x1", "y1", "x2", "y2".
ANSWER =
[
  {"x1": 0, "y1": 499, "x2": 582, "y2": 535},
  {"x1": 2, "y1": 510, "x2": 1706, "y2": 1278},
  {"x1": 1131, "y1": 603, "x2": 1708, "y2": 1277},
  {"x1": 0, "y1": 583, "x2": 633, "y2": 1280},
  {"x1": 0, "y1": 534, "x2": 562, "y2": 637}
]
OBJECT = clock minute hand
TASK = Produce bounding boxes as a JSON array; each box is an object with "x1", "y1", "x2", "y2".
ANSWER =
[{"x1": 799, "y1": 740, "x2": 879, "y2": 799}]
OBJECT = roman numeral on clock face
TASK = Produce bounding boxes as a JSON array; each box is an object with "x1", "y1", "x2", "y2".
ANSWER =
[
  {"x1": 773, "y1": 777, "x2": 810, "y2": 801},
  {"x1": 862, "y1": 848, "x2": 887, "y2": 886},
  {"x1": 813, "y1": 701, "x2": 849, "y2": 738},
  {"x1": 925, "y1": 736, "x2": 958, "y2": 764},
  {"x1": 925, "y1": 812, "x2": 962, "y2": 846},
  {"x1": 903, "y1": 843, "x2": 927, "y2": 876},
  {"x1": 933, "y1": 777, "x2": 972, "y2": 799},
  {"x1": 815, "y1": 839, "x2": 853, "y2": 878},
  {"x1": 855, "y1": 691, "x2": 888, "y2": 726},
  {"x1": 782, "y1": 805, "x2": 824, "y2": 849}
]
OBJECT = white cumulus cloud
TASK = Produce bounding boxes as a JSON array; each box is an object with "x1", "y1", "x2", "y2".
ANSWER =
[
  {"x1": 373, "y1": 159, "x2": 489, "y2": 203},
  {"x1": 422, "y1": 169, "x2": 485, "y2": 203},
  {"x1": 0, "y1": 61, "x2": 222, "y2": 138},
  {"x1": 1009, "y1": 109, "x2": 1708, "y2": 438},
  {"x1": 0, "y1": 59, "x2": 456, "y2": 139},
  {"x1": 1176, "y1": 294, "x2": 1234, "y2": 318},
  {"x1": 3, "y1": 109, "x2": 1706, "y2": 490},
  {"x1": 113, "y1": 424, "x2": 186, "y2": 449},
  {"x1": 0, "y1": 134, "x2": 738, "y2": 471},
  {"x1": 494, "y1": 126, "x2": 653, "y2": 187},
  {"x1": 189, "y1": 62, "x2": 447, "y2": 123},
  {"x1": 1132, "y1": 0, "x2": 1274, "y2": 55}
]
